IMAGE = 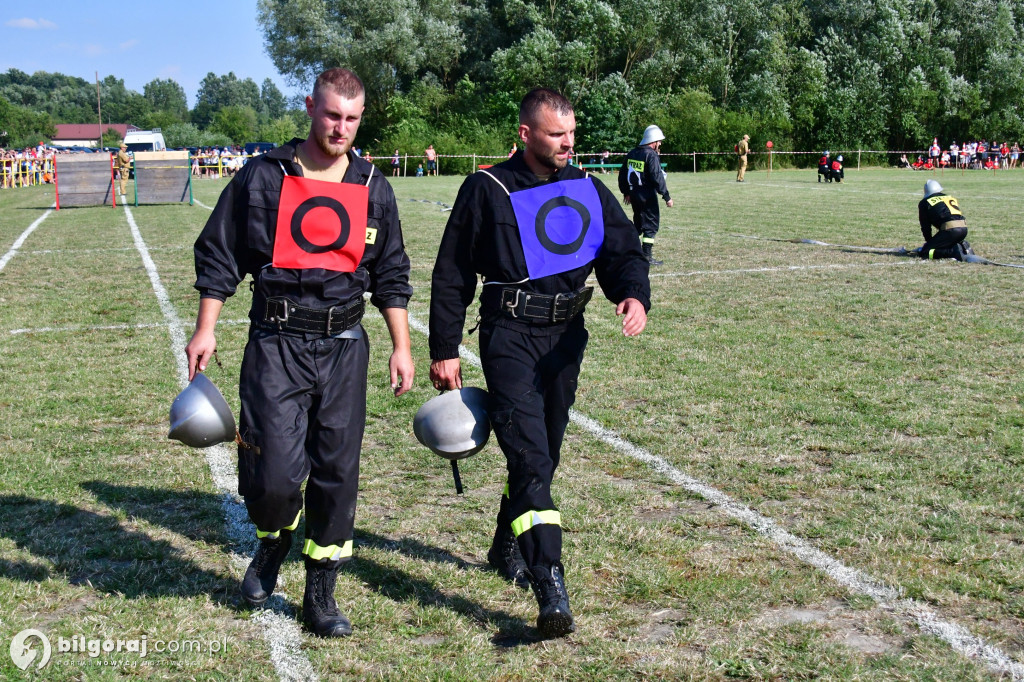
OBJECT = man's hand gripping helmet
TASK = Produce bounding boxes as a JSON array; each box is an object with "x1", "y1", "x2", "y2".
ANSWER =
[{"x1": 168, "y1": 373, "x2": 236, "y2": 448}]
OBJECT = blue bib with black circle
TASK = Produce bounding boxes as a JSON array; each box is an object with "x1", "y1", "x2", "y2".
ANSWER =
[{"x1": 508, "y1": 178, "x2": 604, "y2": 279}]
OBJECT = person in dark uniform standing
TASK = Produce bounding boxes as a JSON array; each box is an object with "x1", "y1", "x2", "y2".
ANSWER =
[
  {"x1": 917, "y1": 179, "x2": 972, "y2": 260},
  {"x1": 184, "y1": 68, "x2": 415, "y2": 638},
  {"x1": 619, "y1": 125, "x2": 673, "y2": 265},
  {"x1": 429, "y1": 88, "x2": 651, "y2": 639}
]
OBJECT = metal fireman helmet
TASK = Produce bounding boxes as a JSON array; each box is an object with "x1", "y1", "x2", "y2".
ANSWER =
[
  {"x1": 168, "y1": 373, "x2": 236, "y2": 448},
  {"x1": 639, "y1": 125, "x2": 665, "y2": 146},
  {"x1": 413, "y1": 387, "x2": 491, "y2": 461},
  {"x1": 924, "y1": 179, "x2": 943, "y2": 197},
  {"x1": 837, "y1": 155, "x2": 843, "y2": 162}
]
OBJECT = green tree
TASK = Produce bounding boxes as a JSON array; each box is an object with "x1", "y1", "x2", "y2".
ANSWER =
[
  {"x1": 212, "y1": 105, "x2": 260, "y2": 144},
  {"x1": 258, "y1": 115, "x2": 300, "y2": 145},
  {"x1": 0, "y1": 96, "x2": 56, "y2": 148},
  {"x1": 260, "y1": 78, "x2": 288, "y2": 119},
  {"x1": 192, "y1": 72, "x2": 261, "y2": 128},
  {"x1": 143, "y1": 78, "x2": 188, "y2": 121}
]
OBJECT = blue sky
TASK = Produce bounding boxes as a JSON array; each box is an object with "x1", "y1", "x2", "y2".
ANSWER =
[{"x1": 1, "y1": 1, "x2": 301, "y2": 108}]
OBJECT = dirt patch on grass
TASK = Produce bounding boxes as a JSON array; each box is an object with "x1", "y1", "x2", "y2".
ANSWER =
[{"x1": 756, "y1": 598, "x2": 906, "y2": 656}]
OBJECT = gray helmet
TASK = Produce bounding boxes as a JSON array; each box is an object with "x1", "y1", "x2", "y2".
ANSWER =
[
  {"x1": 168, "y1": 373, "x2": 236, "y2": 448},
  {"x1": 640, "y1": 125, "x2": 665, "y2": 146},
  {"x1": 924, "y1": 179, "x2": 943, "y2": 197},
  {"x1": 413, "y1": 387, "x2": 490, "y2": 460}
]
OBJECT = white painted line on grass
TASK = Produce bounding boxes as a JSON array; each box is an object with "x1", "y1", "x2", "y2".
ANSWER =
[
  {"x1": 9, "y1": 319, "x2": 251, "y2": 336},
  {"x1": 123, "y1": 204, "x2": 317, "y2": 682},
  {"x1": 404, "y1": 311, "x2": 1024, "y2": 680},
  {"x1": 194, "y1": 198, "x2": 214, "y2": 210},
  {"x1": 0, "y1": 207, "x2": 53, "y2": 273},
  {"x1": 26, "y1": 246, "x2": 188, "y2": 254},
  {"x1": 648, "y1": 260, "x2": 918, "y2": 278}
]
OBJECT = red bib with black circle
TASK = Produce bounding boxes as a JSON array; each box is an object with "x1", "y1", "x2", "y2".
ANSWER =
[{"x1": 272, "y1": 175, "x2": 368, "y2": 272}]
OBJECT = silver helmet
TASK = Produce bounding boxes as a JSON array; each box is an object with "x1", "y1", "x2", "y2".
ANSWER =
[
  {"x1": 639, "y1": 125, "x2": 665, "y2": 146},
  {"x1": 168, "y1": 373, "x2": 236, "y2": 448},
  {"x1": 413, "y1": 387, "x2": 490, "y2": 460},
  {"x1": 924, "y1": 179, "x2": 943, "y2": 197}
]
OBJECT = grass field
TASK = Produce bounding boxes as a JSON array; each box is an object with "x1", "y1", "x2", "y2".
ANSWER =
[{"x1": 1, "y1": 166, "x2": 1022, "y2": 680}]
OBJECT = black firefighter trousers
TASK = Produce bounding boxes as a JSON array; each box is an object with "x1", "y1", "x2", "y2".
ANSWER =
[
  {"x1": 479, "y1": 318, "x2": 589, "y2": 569},
  {"x1": 237, "y1": 325, "x2": 369, "y2": 557},
  {"x1": 630, "y1": 190, "x2": 661, "y2": 245}
]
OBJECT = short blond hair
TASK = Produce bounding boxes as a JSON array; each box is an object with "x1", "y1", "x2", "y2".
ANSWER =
[{"x1": 313, "y1": 68, "x2": 365, "y2": 102}]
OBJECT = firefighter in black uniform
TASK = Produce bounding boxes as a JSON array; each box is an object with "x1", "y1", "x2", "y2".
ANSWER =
[
  {"x1": 619, "y1": 125, "x2": 673, "y2": 265},
  {"x1": 429, "y1": 88, "x2": 651, "y2": 639},
  {"x1": 185, "y1": 68, "x2": 414, "y2": 638},
  {"x1": 918, "y1": 179, "x2": 971, "y2": 260},
  {"x1": 818, "y1": 151, "x2": 830, "y2": 182}
]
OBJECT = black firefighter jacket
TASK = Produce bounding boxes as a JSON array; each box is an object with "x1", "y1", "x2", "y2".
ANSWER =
[
  {"x1": 193, "y1": 138, "x2": 412, "y2": 320},
  {"x1": 429, "y1": 151, "x2": 651, "y2": 361}
]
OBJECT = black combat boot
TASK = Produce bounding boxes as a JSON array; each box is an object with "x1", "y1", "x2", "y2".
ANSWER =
[
  {"x1": 528, "y1": 563, "x2": 576, "y2": 639},
  {"x1": 642, "y1": 243, "x2": 663, "y2": 266},
  {"x1": 240, "y1": 530, "x2": 292, "y2": 607},
  {"x1": 301, "y1": 557, "x2": 352, "y2": 638},
  {"x1": 487, "y1": 524, "x2": 529, "y2": 588}
]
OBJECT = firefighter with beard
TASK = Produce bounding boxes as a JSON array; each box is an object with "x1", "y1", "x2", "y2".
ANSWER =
[
  {"x1": 619, "y1": 125, "x2": 673, "y2": 265},
  {"x1": 184, "y1": 68, "x2": 415, "y2": 638},
  {"x1": 429, "y1": 88, "x2": 651, "y2": 639}
]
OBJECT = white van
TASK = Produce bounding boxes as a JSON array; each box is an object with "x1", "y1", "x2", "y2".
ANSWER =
[{"x1": 123, "y1": 129, "x2": 167, "y2": 152}]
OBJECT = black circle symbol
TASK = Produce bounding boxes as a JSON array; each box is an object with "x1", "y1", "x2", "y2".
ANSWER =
[
  {"x1": 290, "y1": 196, "x2": 351, "y2": 253},
  {"x1": 535, "y1": 196, "x2": 590, "y2": 255}
]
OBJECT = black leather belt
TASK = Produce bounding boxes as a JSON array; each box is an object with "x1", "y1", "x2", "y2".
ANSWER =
[
  {"x1": 483, "y1": 286, "x2": 593, "y2": 323},
  {"x1": 262, "y1": 297, "x2": 364, "y2": 336}
]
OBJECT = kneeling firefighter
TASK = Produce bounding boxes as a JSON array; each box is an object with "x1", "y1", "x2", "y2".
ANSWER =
[{"x1": 918, "y1": 180, "x2": 972, "y2": 260}]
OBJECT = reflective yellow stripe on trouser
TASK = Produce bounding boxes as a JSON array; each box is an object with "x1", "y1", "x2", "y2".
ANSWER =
[
  {"x1": 928, "y1": 249, "x2": 937, "y2": 260},
  {"x1": 641, "y1": 237, "x2": 655, "y2": 244},
  {"x1": 510, "y1": 510, "x2": 561, "y2": 538},
  {"x1": 256, "y1": 510, "x2": 301, "y2": 539},
  {"x1": 303, "y1": 539, "x2": 354, "y2": 561}
]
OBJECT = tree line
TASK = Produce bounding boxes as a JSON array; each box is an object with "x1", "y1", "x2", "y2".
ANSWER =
[
  {"x1": 0, "y1": 69, "x2": 305, "y2": 150},
  {"x1": 257, "y1": 0, "x2": 1024, "y2": 170},
  {"x1": 4, "y1": 0, "x2": 1024, "y2": 171}
]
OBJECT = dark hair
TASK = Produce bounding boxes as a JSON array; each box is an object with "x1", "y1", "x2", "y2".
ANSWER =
[
  {"x1": 313, "y1": 68, "x2": 365, "y2": 101},
  {"x1": 519, "y1": 88, "x2": 573, "y2": 125}
]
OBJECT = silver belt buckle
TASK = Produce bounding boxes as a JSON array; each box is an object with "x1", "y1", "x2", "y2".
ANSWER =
[{"x1": 504, "y1": 289, "x2": 521, "y2": 318}]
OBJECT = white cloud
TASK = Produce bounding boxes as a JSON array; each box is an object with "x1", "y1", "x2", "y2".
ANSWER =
[
  {"x1": 84, "y1": 44, "x2": 106, "y2": 57},
  {"x1": 5, "y1": 18, "x2": 58, "y2": 30},
  {"x1": 119, "y1": 39, "x2": 139, "y2": 51}
]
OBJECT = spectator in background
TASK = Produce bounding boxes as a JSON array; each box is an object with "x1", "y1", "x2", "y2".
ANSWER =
[
  {"x1": 912, "y1": 156, "x2": 925, "y2": 170},
  {"x1": 415, "y1": 163, "x2": 424, "y2": 177},
  {"x1": 898, "y1": 153, "x2": 911, "y2": 169},
  {"x1": 940, "y1": 151, "x2": 950, "y2": 168},
  {"x1": 425, "y1": 144, "x2": 437, "y2": 176},
  {"x1": 1000, "y1": 142, "x2": 1010, "y2": 168},
  {"x1": 601, "y1": 149, "x2": 611, "y2": 173},
  {"x1": 928, "y1": 138, "x2": 941, "y2": 167},
  {"x1": 1011, "y1": 142, "x2": 1020, "y2": 169},
  {"x1": 391, "y1": 149, "x2": 401, "y2": 177},
  {"x1": 949, "y1": 141, "x2": 960, "y2": 168},
  {"x1": 116, "y1": 142, "x2": 131, "y2": 199}
]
